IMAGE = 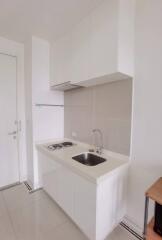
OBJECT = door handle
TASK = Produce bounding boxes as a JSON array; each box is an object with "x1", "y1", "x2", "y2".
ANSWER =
[{"x1": 8, "y1": 131, "x2": 17, "y2": 136}]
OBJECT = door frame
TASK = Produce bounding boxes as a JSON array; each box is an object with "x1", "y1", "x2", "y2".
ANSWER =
[{"x1": 0, "y1": 37, "x2": 27, "y2": 183}]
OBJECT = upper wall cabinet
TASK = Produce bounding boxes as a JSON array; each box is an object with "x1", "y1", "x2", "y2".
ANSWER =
[
  {"x1": 50, "y1": 0, "x2": 135, "y2": 89},
  {"x1": 70, "y1": 15, "x2": 92, "y2": 84},
  {"x1": 90, "y1": 0, "x2": 118, "y2": 80},
  {"x1": 50, "y1": 34, "x2": 72, "y2": 86}
]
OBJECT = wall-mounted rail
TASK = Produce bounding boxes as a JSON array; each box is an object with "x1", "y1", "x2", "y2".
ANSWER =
[{"x1": 35, "y1": 104, "x2": 64, "y2": 107}]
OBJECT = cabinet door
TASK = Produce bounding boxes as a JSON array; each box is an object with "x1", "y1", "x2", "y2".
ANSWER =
[
  {"x1": 51, "y1": 34, "x2": 72, "y2": 86},
  {"x1": 90, "y1": 0, "x2": 118, "y2": 78},
  {"x1": 74, "y1": 174, "x2": 96, "y2": 240},
  {"x1": 38, "y1": 152, "x2": 75, "y2": 218},
  {"x1": 71, "y1": 16, "x2": 92, "y2": 84},
  {"x1": 38, "y1": 152, "x2": 60, "y2": 202},
  {"x1": 57, "y1": 166, "x2": 75, "y2": 219}
]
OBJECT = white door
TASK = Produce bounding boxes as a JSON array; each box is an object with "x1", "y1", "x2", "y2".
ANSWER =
[{"x1": 0, "y1": 53, "x2": 19, "y2": 188}]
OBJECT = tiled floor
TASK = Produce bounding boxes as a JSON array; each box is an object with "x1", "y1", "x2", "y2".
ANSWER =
[{"x1": 0, "y1": 184, "x2": 137, "y2": 240}]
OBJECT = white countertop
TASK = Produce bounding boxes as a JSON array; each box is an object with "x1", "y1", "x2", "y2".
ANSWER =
[{"x1": 36, "y1": 139, "x2": 129, "y2": 184}]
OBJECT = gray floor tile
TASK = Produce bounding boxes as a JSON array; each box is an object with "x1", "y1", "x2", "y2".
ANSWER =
[
  {"x1": 8, "y1": 190, "x2": 68, "y2": 240},
  {"x1": 51, "y1": 221, "x2": 88, "y2": 240},
  {"x1": 2, "y1": 184, "x2": 47, "y2": 213},
  {"x1": 1, "y1": 184, "x2": 137, "y2": 240},
  {"x1": 107, "y1": 225, "x2": 137, "y2": 240},
  {"x1": 0, "y1": 217, "x2": 16, "y2": 240}
]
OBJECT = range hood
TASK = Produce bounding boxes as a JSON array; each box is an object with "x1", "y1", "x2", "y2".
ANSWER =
[{"x1": 51, "y1": 81, "x2": 83, "y2": 91}]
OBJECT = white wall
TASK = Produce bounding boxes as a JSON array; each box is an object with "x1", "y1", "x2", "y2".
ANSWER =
[
  {"x1": 127, "y1": 0, "x2": 162, "y2": 231},
  {"x1": 31, "y1": 36, "x2": 64, "y2": 188},
  {"x1": 0, "y1": 36, "x2": 27, "y2": 182},
  {"x1": 32, "y1": 36, "x2": 64, "y2": 141}
]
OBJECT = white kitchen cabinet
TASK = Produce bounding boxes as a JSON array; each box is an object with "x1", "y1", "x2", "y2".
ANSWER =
[
  {"x1": 50, "y1": 0, "x2": 135, "y2": 89},
  {"x1": 38, "y1": 151, "x2": 60, "y2": 202},
  {"x1": 73, "y1": 174, "x2": 97, "y2": 240},
  {"x1": 37, "y1": 149, "x2": 128, "y2": 240},
  {"x1": 71, "y1": 0, "x2": 119, "y2": 84},
  {"x1": 70, "y1": 15, "x2": 92, "y2": 84},
  {"x1": 96, "y1": 168, "x2": 128, "y2": 240},
  {"x1": 38, "y1": 151, "x2": 74, "y2": 218},
  {"x1": 71, "y1": 0, "x2": 134, "y2": 86},
  {"x1": 57, "y1": 166, "x2": 75, "y2": 219},
  {"x1": 50, "y1": 34, "x2": 72, "y2": 86},
  {"x1": 90, "y1": 0, "x2": 118, "y2": 79}
]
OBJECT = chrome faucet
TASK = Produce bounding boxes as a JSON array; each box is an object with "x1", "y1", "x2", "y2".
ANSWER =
[{"x1": 92, "y1": 129, "x2": 103, "y2": 155}]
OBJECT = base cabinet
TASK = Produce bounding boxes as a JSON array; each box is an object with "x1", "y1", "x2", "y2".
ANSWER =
[
  {"x1": 38, "y1": 151, "x2": 128, "y2": 240},
  {"x1": 74, "y1": 175, "x2": 97, "y2": 239},
  {"x1": 57, "y1": 167, "x2": 75, "y2": 219},
  {"x1": 38, "y1": 152, "x2": 74, "y2": 219},
  {"x1": 38, "y1": 152, "x2": 60, "y2": 202}
]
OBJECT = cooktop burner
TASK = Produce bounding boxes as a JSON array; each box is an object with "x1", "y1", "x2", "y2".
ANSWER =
[{"x1": 47, "y1": 142, "x2": 75, "y2": 151}]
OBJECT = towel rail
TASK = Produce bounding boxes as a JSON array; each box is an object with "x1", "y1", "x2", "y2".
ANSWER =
[{"x1": 35, "y1": 104, "x2": 64, "y2": 107}]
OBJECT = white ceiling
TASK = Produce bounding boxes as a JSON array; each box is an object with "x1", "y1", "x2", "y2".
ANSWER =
[{"x1": 0, "y1": 0, "x2": 104, "y2": 43}]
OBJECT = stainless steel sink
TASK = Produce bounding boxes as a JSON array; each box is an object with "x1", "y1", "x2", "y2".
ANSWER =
[{"x1": 72, "y1": 152, "x2": 106, "y2": 166}]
